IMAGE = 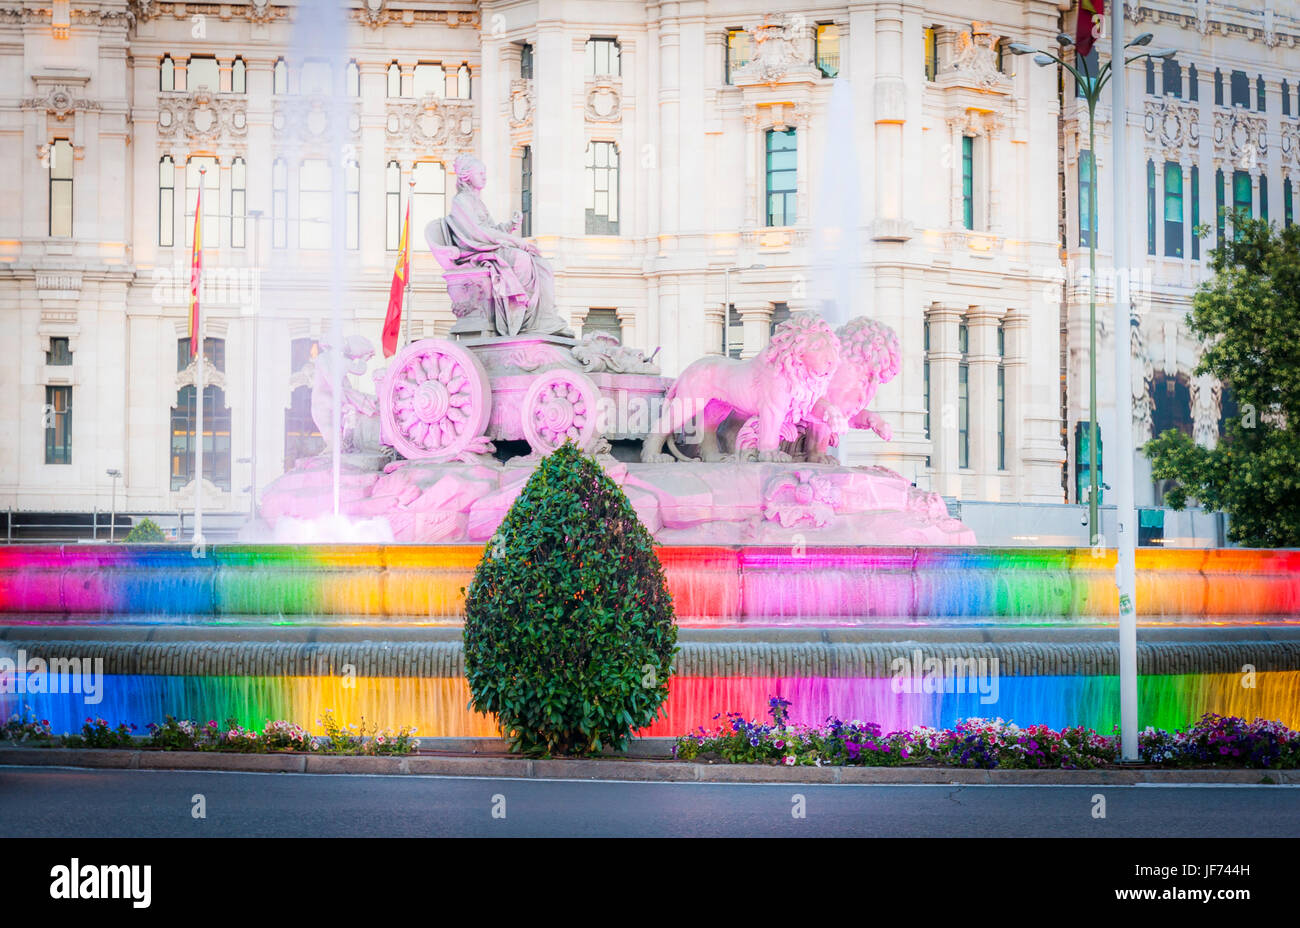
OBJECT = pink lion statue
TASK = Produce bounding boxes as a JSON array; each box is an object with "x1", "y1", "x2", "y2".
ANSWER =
[
  {"x1": 641, "y1": 313, "x2": 840, "y2": 463},
  {"x1": 798, "y1": 316, "x2": 901, "y2": 463}
]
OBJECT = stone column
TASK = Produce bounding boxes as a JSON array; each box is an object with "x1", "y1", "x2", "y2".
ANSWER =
[
  {"x1": 967, "y1": 306, "x2": 1003, "y2": 499},
  {"x1": 1003, "y1": 308, "x2": 1029, "y2": 496},
  {"x1": 739, "y1": 303, "x2": 773, "y2": 359},
  {"x1": 616, "y1": 306, "x2": 637, "y2": 349},
  {"x1": 872, "y1": 3, "x2": 906, "y2": 237},
  {"x1": 702, "y1": 304, "x2": 725, "y2": 358},
  {"x1": 927, "y1": 302, "x2": 963, "y2": 496}
]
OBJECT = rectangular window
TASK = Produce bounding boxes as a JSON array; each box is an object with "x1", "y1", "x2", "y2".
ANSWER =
[
  {"x1": 765, "y1": 129, "x2": 797, "y2": 227},
  {"x1": 1216, "y1": 168, "x2": 1226, "y2": 244},
  {"x1": 1164, "y1": 162, "x2": 1183, "y2": 258},
  {"x1": 924, "y1": 27, "x2": 938, "y2": 81},
  {"x1": 387, "y1": 62, "x2": 402, "y2": 98},
  {"x1": 187, "y1": 56, "x2": 219, "y2": 92},
  {"x1": 815, "y1": 24, "x2": 839, "y2": 78},
  {"x1": 520, "y1": 43, "x2": 533, "y2": 80},
  {"x1": 46, "y1": 337, "x2": 72, "y2": 366},
  {"x1": 299, "y1": 159, "x2": 331, "y2": 249},
  {"x1": 345, "y1": 159, "x2": 360, "y2": 251},
  {"x1": 584, "y1": 308, "x2": 622, "y2": 343},
  {"x1": 726, "y1": 29, "x2": 751, "y2": 84},
  {"x1": 301, "y1": 60, "x2": 332, "y2": 96},
  {"x1": 413, "y1": 62, "x2": 444, "y2": 98},
  {"x1": 586, "y1": 38, "x2": 620, "y2": 76},
  {"x1": 957, "y1": 324, "x2": 969, "y2": 470},
  {"x1": 962, "y1": 136, "x2": 974, "y2": 230},
  {"x1": 1230, "y1": 70, "x2": 1249, "y2": 107},
  {"x1": 185, "y1": 156, "x2": 219, "y2": 248},
  {"x1": 1214, "y1": 69, "x2": 1223, "y2": 106},
  {"x1": 922, "y1": 321, "x2": 931, "y2": 441},
  {"x1": 160, "y1": 55, "x2": 175, "y2": 91},
  {"x1": 1189, "y1": 63, "x2": 1199, "y2": 101},
  {"x1": 520, "y1": 145, "x2": 532, "y2": 237},
  {"x1": 1147, "y1": 160, "x2": 1156, "y2": 255},
  {"x1": 1145, "y1": 58, "x2": 1155, "y2": 96},
  {"x1": 44, "y1": 385, "x2": 71, "y2": 465},
  {"x1": 1260, "y1": 175, "x2": 1269, "y2": 223},
  {"x1": 1257, "y1": 75, "x2": 1266, "y2": 112},
  {"x1": 1233, "y1": 170, "x2": 1252, "y2": 237},
  {"x1": 272, "y1": 158, "x2": 287, "y2": 249},
  {"x1": 232, "y1": 57, "x2": 247, "y2": 93},
  {"x1": 769, "y1": 301, "x2": 790, "y2": 338},
  {"x1": 412, "y1": 161, "x2": 446, "y2": 240},
  {"x1": 1191, "y1": 165, "x2": 1200, "y2": 260},
  {"x1": 1286, "y1": 178, "x2": 1294, "y2": 229},
  {"x1": 386, "y1": 161, "x2": 402, "y2": 250},
  {"x1": 49, "y1": 139, "x2": 73, "y2": 237},
  {"x1": 231, "y1": 157, "x2": 246, "y2": 249},
  {"x1": 585, "y1": 142, "x2": 620, "y2": 234},
  {"x1": 273, "y1": 58, "x2": 288, "y2": 94},
  {"x1": 159, "y1": 155, "x2": 175, "y2": 247},
  {"x1": 1078, "y1": 150, "x2": 1095, "y2": 248},
  {"x1": 170, "y1": 384, "x2": 231, "y2": 492},
  {"x1": 725, "y1": 304, "x2": 742, "y2": 358},
  {"x1": 1162, "y1": 58, "x2": 1181, "y2": 97}
]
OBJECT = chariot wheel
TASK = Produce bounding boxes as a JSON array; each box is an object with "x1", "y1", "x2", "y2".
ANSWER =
[
  {"x1": 521, "y1": 369, "x2": 601, "y2": 454},
  {"x1": 381, "y1": 339, "x2": 492, "y2": 460}
]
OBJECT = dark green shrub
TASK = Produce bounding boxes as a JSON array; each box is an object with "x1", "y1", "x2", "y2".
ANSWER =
[
  {"x1": 123, "y1": 518, "x2": 165, "y2": 543},
  {"x1": 463, "y1": 442, "x2": 678, "y2": 756}
]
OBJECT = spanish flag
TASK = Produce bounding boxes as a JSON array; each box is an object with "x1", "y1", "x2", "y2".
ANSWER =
[
  {"x1": 188, "y1": 179, "x2": 203, "y2": 359},
  {"x1": 1075, "y1": 0, "x2": 1105, "y2": 58},
  {"x1": 382, "y1": 198, "x2": 411, "y2": 358}
]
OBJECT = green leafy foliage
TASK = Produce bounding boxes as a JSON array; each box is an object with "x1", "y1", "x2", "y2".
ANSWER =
[
  {"x1": 463, "y1": 442, "x2": 678, "y2": 756},
  {"x1": 1144, "y1": 218, "x2": 1300, "y2": 546},
  {"x1": 123, "y1": 518, "x2": 165, "y2": 543}
]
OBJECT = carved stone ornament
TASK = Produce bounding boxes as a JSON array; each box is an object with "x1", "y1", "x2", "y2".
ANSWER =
[
  {"x1": 1214, "y1": 110, "x2": 1267, "y2": 161},
  {"x1": 732, "y1": 14, "x2": 810, "y2": 85},
  {"x1": 128, "y1": 0, "x2": 158, "y2": 23},
  {"x1": 22, "y1": 84, "x2": 100, "y2": 121},
  {"x1": 1144, "y1": 100, "x2": 1200, "y2": 161},
  {"x1": 272, "y1": 97, "x2": 359, "y2": 144},
  {"x1": 359, "y1": 0, "x2": 387, "y2": 28},
  {"x1": 385, "y1": 98, "x2": 474, "y2": 153},
  {"x1": 247, "y1": 0, "x2": 277, "y2": 24},
  {"x1": 1190, "y1": 371, "x2": 1222, "y2": 450},
  {"x1": 158, "y1": 91, "x2": 248, "y2": 143},
  {"x1": 1131, "y1": 322, "x2": 1155, "y2": 445},
  {"x1": 585, "y1": 79, "x2": 622, "y2": 122},
  {"x1": 508, "y1": 79, "x2": 534, "y2": 128},
  {"x1": 950, "y1": 23, "x2": 1005, "y2": 91}
]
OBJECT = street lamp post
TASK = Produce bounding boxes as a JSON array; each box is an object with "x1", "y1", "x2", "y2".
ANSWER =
[
  {"x1": 1010, "y1": 28, "x2": 1174, "y2": 761},
  {"x1": 248, "y1": 209, "x2": 263, "y2": 523},
  {"x1": 1009, "y1": 33, "x2": 1174, "y2": 547},
  {"x1": 106, "y1": 469, "x2": 122, "y2": 542},
  {"x1": 721, "y1": 264, "x2": 767, "y2": 358}
]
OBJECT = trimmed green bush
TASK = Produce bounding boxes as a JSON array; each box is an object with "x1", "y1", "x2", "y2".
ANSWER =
[
  {"x1": 463, "y1": 442, "x2": 678, "y2": 756},
  {"x1": 123, "y1": 518, "x2": 165, "y2": 543}
]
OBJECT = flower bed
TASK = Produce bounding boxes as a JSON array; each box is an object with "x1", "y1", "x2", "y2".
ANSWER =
[
  {"x1": 1, "y1": 707, "x2": 418, "y2": 756},
  {"x1": 671, "y1": 698, "x2": 1300, "y2": 770}
]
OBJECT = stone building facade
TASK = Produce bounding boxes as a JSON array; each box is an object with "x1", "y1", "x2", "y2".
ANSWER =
[{"x1": 2, "y1": 0, "x2": 1083, "y2": 518}]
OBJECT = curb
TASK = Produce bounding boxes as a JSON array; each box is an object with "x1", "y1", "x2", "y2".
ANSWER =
[{"x1": 1, "y1": 747, "x2": 1294, "y2": 785}]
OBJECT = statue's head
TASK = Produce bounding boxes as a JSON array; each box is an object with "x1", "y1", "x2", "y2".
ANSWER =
[
  {"x1": 453, "y1": 154, "x2": 487, "y2": 192},
  {"x1": 766, "y1": 313, "x2": 840, "y2": 380},
  {"x1": 836, "y1": 317, "x2": 901, "y2": 384}
]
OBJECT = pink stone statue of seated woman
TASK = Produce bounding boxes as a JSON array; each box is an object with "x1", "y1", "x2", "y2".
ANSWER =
[{"x1": 428, "y1": 154, "x2": 572, "y2": 338}]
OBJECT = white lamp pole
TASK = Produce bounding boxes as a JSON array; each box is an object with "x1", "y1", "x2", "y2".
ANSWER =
[
  {"x1": 1110, "y1": 0, "x2": 1140, "y2": 762},
  {"x1": 106, "y1": 469, "x2": 121, "y2": 542}
]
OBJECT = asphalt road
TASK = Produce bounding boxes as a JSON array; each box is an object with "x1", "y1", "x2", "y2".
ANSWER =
[{"x1": 3, "y1": 766, "x2": 1298, "y2": 837}]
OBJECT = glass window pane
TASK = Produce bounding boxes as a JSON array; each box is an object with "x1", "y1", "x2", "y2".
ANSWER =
[
  {"x1": 232, "y1": 58, "x2": 246, "y2": 93},
  {"x1": 187, "y1": 56, "x2": 219, "y2": 91}
]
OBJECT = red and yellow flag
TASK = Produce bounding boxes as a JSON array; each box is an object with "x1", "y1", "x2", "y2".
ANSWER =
[
  {"x1": 382, "y1": 198, "x2": 411, "y2": 358},
  {"x1": 188, "y1": 179, "x2": 203, "y2": 359},
  {"x1": 1075, "y1": 0, "x2": 1106, "y2": 58}
]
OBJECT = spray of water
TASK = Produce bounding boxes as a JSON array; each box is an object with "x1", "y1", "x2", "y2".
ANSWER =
[{"x1": 809, "y1": 79, "x2": 863, "y2": 332}]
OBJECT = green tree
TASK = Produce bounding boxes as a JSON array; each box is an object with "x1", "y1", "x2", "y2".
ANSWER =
[
  {"x1": 463, "y1": 442, "x2": 678, "y2": 755},
  {"x1": 1145, "y1": 218, "x2": 1300, "y2": 546},
  {"x1": 123, "y1": 518, "x2": 165, "y2": 543}
]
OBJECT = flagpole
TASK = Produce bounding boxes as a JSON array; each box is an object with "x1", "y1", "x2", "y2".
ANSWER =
[
  {"x1": 193, "y1": 167, "x2": 205, "y2": 548},
  {"x1": 403, "y1": 177, "x2": 414, "y2": 347}
]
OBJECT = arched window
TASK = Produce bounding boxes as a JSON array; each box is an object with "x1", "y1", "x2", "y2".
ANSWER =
[
  {"x1": 231, "y1": 57, "x2": 247, "y2": 94},
  {"x1": 273, "y1": 57, "x2": 288, "y2": 94},
  {"x1": 585, "y1": 141, "x2": 620, "y2": 234},
  {"x1": 585, "y1": 37, "x2": 620, "y2": 76},
  {"x1": 1188, "y1": 63, "x2": 1199, "y2": 101},
  {"x1": 386, "y1": 61, "x2": 402, "y2": 97},
  {"x1": 1284, "y1": 79, "x2": 1292, "y2": 117},
  {"x1": 160, "y1": 54, "x2": 175, "y2": 91},
  {"x1": 1161, "y1": 57, "x2": 1181, "y2": 97},
  {"x1": 285, "y1": 338, "x2": 323, "y2": 468},
  {"x1": 1257, "y1": 75, "x2": 1267, "y2": 112},
  {"x1": 1214, "y1": 68, "x2": 1224, "y2": 106},
  {"x1": 1151, "y1": 373, "x2": 1192, "y2": 440},
  {"x1": 159, "y1": 155, "x2": 175, "y2": 247},
  {"x1": 456, "y1": 63, "x2": 471, "y2": 99},
  {"x1": 346, "y1": 59, "x2": 360, "y2": 97}
]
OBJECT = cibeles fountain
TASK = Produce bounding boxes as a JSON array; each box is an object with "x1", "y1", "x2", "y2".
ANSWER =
[{"x1": 259, "y1": 154, "x2": 974, "y2": 546}]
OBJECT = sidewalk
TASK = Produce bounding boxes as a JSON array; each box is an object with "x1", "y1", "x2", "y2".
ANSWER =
[{"x1": 1, "y1": 746, "x2": 1293, "y2": 785}]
